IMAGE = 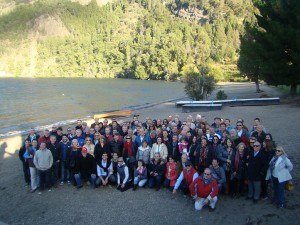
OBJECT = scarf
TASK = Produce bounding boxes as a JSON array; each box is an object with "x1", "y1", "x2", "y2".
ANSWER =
[
  {"x1": 234, "y1": 151, "x2": 244, "y2": 171},
  {"x1": 200, "y1": 146, "x2": 208, "y2": 166},
  {"x1": 124, "y1": 141, "x2": 133, "y2": 156}
]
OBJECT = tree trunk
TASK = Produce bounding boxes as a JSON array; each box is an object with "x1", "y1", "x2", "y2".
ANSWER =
[
  {"x1": 290, "y1": 83, "x2": 297, "y2": 96},
  {"x1": 255, "y1": 81, "x2": 261, "y2": 93}
]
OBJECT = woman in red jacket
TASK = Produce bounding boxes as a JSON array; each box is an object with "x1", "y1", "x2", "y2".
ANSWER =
[{"x1": 163, "y1": 155, "x2": 178, "y2": 191}]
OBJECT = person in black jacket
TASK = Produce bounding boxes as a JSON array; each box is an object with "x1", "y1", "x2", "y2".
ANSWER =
[
  {"x1": 74, "y1": 147, "x2": 97, "y2": 189},
  {"x1": 148, "y1": 153, "x2": 166, "y2": 191},
  {"x1": 46, "y1": 135, "x2": 61, "y2": 187},
  {"x1": 246, "y1": 141, "x2": 268, "y2": 203},
  {"x1": 19, "y1": 139, "x2": 31, "y2": 186},
  {"x1": 109, "y1": 133, "x2": 123, "y2": 156}
]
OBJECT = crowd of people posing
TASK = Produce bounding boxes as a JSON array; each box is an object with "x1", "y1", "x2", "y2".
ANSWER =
[{"x1": 19, "y1": 114, "x2": 293, "y2": 211}]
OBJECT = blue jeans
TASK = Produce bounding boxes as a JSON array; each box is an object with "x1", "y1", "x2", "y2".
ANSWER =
[
  {"x1": 248, "y1": 180, "x2": 261, "y2": 200},
  {"x1": 60, "y1": 160, "x2": 70, "y2": 182},
  {"x1": 74, "y1": 172, "x2": 96, "y2": 188},
  {"x1": 272, "y1": 176, "x2": 286, "y2": 205},
  {"x1": 148, "y1": 175, "x2": 162, "y2": 189}
]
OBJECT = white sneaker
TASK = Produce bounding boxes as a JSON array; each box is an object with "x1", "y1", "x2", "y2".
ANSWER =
[
  {"x1": 38, "y1": 191, "x2": 42, "y2": 195},
  {"x1": 48, "y1": 189, "x2": 51, "y2": 192},
  {"x1": 60, "y1": 181, "x2": 64, "y2": 185},
  {"x1": 67, "y1": 181, "x2": 71, "y2": 185}
]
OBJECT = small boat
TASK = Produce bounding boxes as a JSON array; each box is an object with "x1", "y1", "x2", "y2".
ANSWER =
[{"x1": 94, "y1": 110, "x2": 132, "y2": 119}]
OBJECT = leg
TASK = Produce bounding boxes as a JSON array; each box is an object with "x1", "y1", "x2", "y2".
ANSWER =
[
  {"x1": 108, "y1": 175, "x2": 117, "y2": 184},
  {"x1": 138, "y1": 179, "x2": 148, "y2": 187},
  {"x1": 133, "y1": 177, "x2": 139, "y2": 185},
  {"x1": 45, "y1": 169, "x2": 51, "y2": 190},
  {"x1": 209, "y1": 196, "x2": 218, "y2": 209},
  {"x1": 22, "y1": 162, "x2": 30, "y2": 184},
  {"x1": 195, "y1": 198, "x2": 206, "y2": 211},
  {"x1": 248, "y1": 180, "x2": 254, "y2": 198},
  {"x1": 179, "y1": 180, "x2": 190, "y2": 195},
  {"x1": 74, "y1": 173, "x2": 82, "y2": 188},
  {"x1": 155, "y1": 175, "x2": 162, "y2": 190},
  {"x1": 29, "y1": 167, "x2": 38, "y2": 191},
  {"x1": 253, "y1": 181, "x2": 261, "y2": 200},
  {"x1": 163, "y1": 178, "x2": 170, "y2": 188},
  {"x1": 90, "y1": 174, "x2": 97, "y2": 187},
  {"x1": 60, "y1": 161, "x2": 65, "y2": 182},
  {"x1": 38, "y1": 170, "x2": 45, "y2": 191},
  {"x1": 277, "y1": 181, "x2": 286, "y2": 206},
  {"x1": 148, "y1": 177, "x2": 155, "y2": 188},
  {"x1": 120, "y1": 182, "x2": 130, "y2": 192}
]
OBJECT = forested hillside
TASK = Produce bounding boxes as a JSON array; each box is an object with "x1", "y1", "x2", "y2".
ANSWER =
[{"x1": 0, "y1": 0, "x2": 254, "y2": 79}]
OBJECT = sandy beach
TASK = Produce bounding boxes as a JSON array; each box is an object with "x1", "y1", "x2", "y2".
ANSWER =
[{"x1": 0, "y1": 82, "x2": 299, "y2": 225}]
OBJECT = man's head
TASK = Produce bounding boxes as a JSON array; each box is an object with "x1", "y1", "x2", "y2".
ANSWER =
[
  {"x1": 40, "y1": 142, "x2": 46, "y2": 150},
  {"x1": 203, "y1": 168, "x2": 212, "y2": 180},
  {"x1": 154, "y1": 153, "x2": 161, "y2": 162},
  {"x1": 62, "y1": 134, "x2": 68, "y2": 143},
  {"x1": 44, "y1": 129, "x2": 50, "y2": 137},
  {"x1": 181, "y1": 153, "x2": 188, "y2": 163},
  {"x1": 24, "y1": 139, "x2": 31, "y2": 147},
  {"x1": 185, "y1": 160, "x2": 192, "y2": 171},
  {"x1": 50, "y1": 135, "x2": 56, "y2": 144},
  {"x1": 253, "y1": 141, "x2": 261, "y2": 152},
  {"x1": 102, "y1": 152, "x2": 108, "y2": 161},
  {"x1": 32, "y1": 139, "x2": 38, "y2": 147},
  {"x1": 212, "y1": 159, "x2": 219, "y2": 168},
  {"x1": 76, "y1": 129, "x2": 82, "y2": 137}
]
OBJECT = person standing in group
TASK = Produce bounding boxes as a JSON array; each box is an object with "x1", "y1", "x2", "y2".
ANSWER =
[
  {"x1": 266, "y1": 146, "x2": 293, "y2": 208},
  {"x1": 59, "y1": 134, "x2": 71, "y2": 185},
  {"x1": 246, "y1": 141, "x2": 268, "y2": 203},
  {"x1": 47, "y1": 135, "x2": 61, "y2": 187},
  {"x1": 19, "y1": 139, "x2": 31, "y2": 186},
  {"x1": 33, "y1": 142, "x2": 53, "y2": 194}
]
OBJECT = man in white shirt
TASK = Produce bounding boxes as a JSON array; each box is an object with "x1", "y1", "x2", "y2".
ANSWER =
[{"x1": 96, "y1": 152, "x2": 116, "y2": 187}]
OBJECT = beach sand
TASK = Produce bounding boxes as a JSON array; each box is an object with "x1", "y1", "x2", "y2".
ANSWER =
[{"x1": 0, "y1": 82, "x2": 299, "y2": 225}]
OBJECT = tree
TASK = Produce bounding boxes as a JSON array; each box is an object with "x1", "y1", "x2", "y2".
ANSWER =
[
  {"x1": 184, "y1": 66, "x2": 215, "y2": 100},
  {"x1": 238, "y1": 23, "x2": 263, "y2": 92},
  {"x1": 244, "y1": 0, "x2": 300, "y2": 95}
]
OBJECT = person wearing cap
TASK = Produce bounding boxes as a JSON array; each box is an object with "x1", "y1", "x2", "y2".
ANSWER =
[
  {"x1": 173, "y1": 160, "x2": 199, "y2": 195},
  {"x1": 266, "y1": 146, "x2": 293, "y2": 208},
  {"x1": 74, "y1": 147, "x2": 97, "y2": 189},
  {"x1": 116, "y1": 157, "x2": 130, "y2": 192},
  {"x1": 189, "y1": 168, "x2": 219, "y2": 211}
]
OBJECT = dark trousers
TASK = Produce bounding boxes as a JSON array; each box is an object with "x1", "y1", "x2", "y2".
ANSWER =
[
  {"x1": 22, "y1": 162, "x2": 30, "y2": 184},
  {"x1": 117, "y1": 180, "x2": 130, "y2": 192},
  {"x1": 148, "y1": 175, "x2": 163, "y2": 189},
  {"x1": 179, "y1": 179, "x2": 190, "y2": 195},
  {"x1": 38, "y1": 169, "x2": 51, "y2": 191},
  {"x1": 51, "y1": 161, "x2": 60, "y2": 186}
]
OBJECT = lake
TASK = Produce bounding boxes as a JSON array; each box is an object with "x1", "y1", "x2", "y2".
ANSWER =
[{"x1": 0, "y1": 78, "x2": 185, "y2": 136}]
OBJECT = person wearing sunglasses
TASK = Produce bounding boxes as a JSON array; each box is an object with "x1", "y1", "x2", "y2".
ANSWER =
[
  {"x1": 246, "y1": 142, "x2": 268, "y2": 203},
  {"x1": 189, "y1": 168, "x2": 219, "y2": 212},
  {"x1": 266, "y1": 146, "x2": 293, "y2": 208}
]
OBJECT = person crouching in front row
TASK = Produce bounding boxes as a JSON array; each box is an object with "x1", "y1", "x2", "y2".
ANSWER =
[
  {"x1": 189, "y1": 168, "x2": 219, "y2": 212},
  {"x1": 74, "y1": 147, "x2": 97, "y2": 189},
  {"x1": 117, "y1": 157, "x2": 130, "y2": 192}
]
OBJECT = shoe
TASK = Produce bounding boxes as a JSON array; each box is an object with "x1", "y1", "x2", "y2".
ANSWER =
[
  {"x1": 253, "y1": 199, "x2": 258, "y2": 204},
  {"x1": 60, "y1": 181, "x2": 64, "y2": 186},
  {"x1": 277, "y1": 204, "x2": 285, "y2": 209},
  {"x1": 209, "y1": 206, "x2": 215, "y2": 212},
  {"x1": 86, "y1": 181, "x2": 91, "y2": 186},
  {"x1": 38, "y1": 191, "x2": 42, "y2": 195},
  {"x1": 262, "y1": 196, "x2": 268, "y2": 201},
  {"x1": 48, "y1": 189, "x2": 52, "y2": 192},
  {"x1": 67, "y1": 180, "x2": 71, "y2": 185},
  {"x1": 155, "y1": 187, "x2": 160, "y2": 191},
  {"x1": 30, "y1": 188, "x2": 37, "y2": 193},
  {"x1": 77, "y1": 185, "x2": 83, "y2": 190},
  {"x1": 133, "y1": 185, "x2": 137, "y2": 191}
]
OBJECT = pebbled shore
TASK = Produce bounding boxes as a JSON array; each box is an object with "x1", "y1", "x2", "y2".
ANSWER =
[{"x1": 0, "y1": 83, "x2": 299, "y2": 225}]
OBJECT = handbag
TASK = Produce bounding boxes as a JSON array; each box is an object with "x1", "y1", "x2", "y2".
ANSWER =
[{"x1": 285, "y1": 180, "x2": 294, "y2": 191}]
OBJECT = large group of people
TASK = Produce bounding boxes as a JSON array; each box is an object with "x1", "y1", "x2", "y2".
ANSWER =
[{"x1": 19, "y1": 114, "x2": 293, "y2": 211}]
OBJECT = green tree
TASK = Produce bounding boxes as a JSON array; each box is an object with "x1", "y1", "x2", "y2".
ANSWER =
[
  {"x1": 184, "y1": 66, "x2": 215, "y2": 100},
  {"x1": 247, "y1": 0, "x2": 300, "y2": 95}
]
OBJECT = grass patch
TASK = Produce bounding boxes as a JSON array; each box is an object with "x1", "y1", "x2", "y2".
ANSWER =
[{"x1": 275, "y1": 85, "x2": 300, "y2": 95}]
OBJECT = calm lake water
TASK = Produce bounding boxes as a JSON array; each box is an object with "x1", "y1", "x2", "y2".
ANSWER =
[{"x1": 0, "y1": 78, "x2": 185, "y2": 136}]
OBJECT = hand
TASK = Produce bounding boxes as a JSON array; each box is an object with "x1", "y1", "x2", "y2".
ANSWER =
[
  {"x1": 160, "y1": 161, "x2": 165, "y2": 165},
  {"x1": 172, "y1": 189, "x2": 177, "y2": 194},
  {"x1": 29, "y1": 155, "x2": 33, "y2": 158},
  {"x1": 204, "y1": 198, "x2": 209, "y2": 205}
]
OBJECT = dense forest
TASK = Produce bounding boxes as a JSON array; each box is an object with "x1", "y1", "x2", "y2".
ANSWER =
[{"x1": 0, "y1": 0, "x2": 255, "y2": 80}]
